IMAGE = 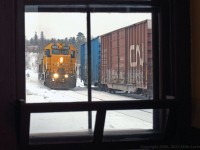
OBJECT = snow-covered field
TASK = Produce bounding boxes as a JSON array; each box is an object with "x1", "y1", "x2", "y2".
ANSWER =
[{"x1": 26, "y1": 52, "x2": 153, "y2": 134}]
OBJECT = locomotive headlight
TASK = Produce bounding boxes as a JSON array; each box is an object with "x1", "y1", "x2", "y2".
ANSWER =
[
  {"x1": 60, "y1": 57, "x2": 63, "y2": 63},
  {"x1": 65, "y1": 74, "x2": 69, "y2": 78},
  {"x1": 53, "y1": 73, "x2": 59, "y2": 78}
]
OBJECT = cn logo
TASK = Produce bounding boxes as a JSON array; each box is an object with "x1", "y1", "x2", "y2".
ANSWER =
[{"x1": 130, "y1": 44, "x2": 144, "y2": 67}]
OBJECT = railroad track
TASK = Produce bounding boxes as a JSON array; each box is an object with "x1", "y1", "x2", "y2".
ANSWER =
[{"x1": 61, "y1": 88, "x2": 153, "y2": 124}]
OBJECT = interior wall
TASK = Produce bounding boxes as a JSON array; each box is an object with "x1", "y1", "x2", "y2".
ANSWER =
[
  {"x1": 0, "y1": 0, "x2": 17, "y2": 150},
  {"x1": 0, "y1": 0, "x2": 196, "y2": 149},
  {"x1": 191, "y1": 0, "x2": 200, "y2": 128}
]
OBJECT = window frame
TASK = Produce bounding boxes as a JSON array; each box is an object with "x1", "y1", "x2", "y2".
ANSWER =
[{"x1": 16, "y1": 0, "x2": 191, "y2": 149}]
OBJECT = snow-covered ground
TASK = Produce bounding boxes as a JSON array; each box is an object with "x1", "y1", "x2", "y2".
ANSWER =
[{"x1": 26, "y1": 52, "x2": 153, "y2": 134}]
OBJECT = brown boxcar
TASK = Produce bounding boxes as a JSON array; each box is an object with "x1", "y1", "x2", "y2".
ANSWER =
[{"x1": 100, "y1": 20, "x2": 152, "y2": 98}]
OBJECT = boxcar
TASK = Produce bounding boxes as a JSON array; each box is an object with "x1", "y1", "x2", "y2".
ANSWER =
[
  {"x1": 80, "y1": 37, "x2": 101, "y2": 86},
  {"x1": 100, "y1": 20, "x2": 152, "y2": 98}
]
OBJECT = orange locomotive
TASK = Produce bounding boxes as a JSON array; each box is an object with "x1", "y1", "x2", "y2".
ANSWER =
[{"x1": 38, "y1": 43, "x2": 77, "y2": 89}]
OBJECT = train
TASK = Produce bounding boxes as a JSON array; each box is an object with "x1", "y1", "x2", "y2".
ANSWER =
[
  {"x1": 38, "y1": 42, "x2": 77, "y2": 89},
  {"x1": 80, "y1": 20, "x2": 153, "y2": 98},
  {"x1": 80, "y1": 37, "x2": 101, "y2": 86}
]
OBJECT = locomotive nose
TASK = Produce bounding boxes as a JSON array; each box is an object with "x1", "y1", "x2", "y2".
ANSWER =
[{"x1": 57, "y1": 68, "x2": 65, "y2": 75}]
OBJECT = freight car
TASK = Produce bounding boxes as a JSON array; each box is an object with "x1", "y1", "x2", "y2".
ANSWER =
[
  {"x1": 80, "y1": 37, "x2": 101, "y2": 86},
  {"x1": 100, "y1": 19, "x2": 152, "y2": 98},
  {"x1": 38, "y1": 42, "x2": 77, "y2": 89},
  {"x1": 80, "y1": 20, "x2": 152, "y2": 98},
  {"x1": 100, "y1": 20, "x2": 152, "y2": 98}
]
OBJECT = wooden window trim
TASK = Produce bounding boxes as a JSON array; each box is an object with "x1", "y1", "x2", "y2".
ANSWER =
[{"x1": 16, "y1": 0, "x2": 191, "y2": 149}]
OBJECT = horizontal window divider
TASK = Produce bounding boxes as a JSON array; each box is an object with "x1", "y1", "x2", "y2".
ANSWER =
[
  {"x1": 25, "y1": 7, "x2": 155, "y2": 13},
  {"x1": 20, "y1": 99, "x2": 177, "y2": 113},
  {"x1": 25, "y1": 0, "x2": 153, "y2": 6}
]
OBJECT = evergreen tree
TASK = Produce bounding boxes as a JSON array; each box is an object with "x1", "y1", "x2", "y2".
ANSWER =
[
  {"x1": 76, "y1": 32, "x2": 86, "y2": 42},
  {"x1": 25, "y1": 36, "x2": 30, "y2": 52},
  {"x1": 51, "y1": 38, "x2": 56, "y2": 43},
  {"x1": 39, "y1": 31, "x2": 45, "y2": 53},
  {"x1": 75, "y1": 32, "x2": 86, "y2": 64},
  {"x1": 30, "y1": 38, "x2": 34, "y2": 45},
  {"x1": 64, "y1": 37, "x2": 69, "y2": 45},
  {"x1": 68, "y1": 37, "x2": 76, "y2": 45},
  {"x1": 34, "y1": 32, "x2": 38, "y2": 46}
]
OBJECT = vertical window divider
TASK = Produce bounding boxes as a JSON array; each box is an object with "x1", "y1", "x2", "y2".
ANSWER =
[
  {"x1": 87, "y1": 9, "x2": 92, "y2": 130},
  {"x1": 93, "y1": 109, "x2": 106, "y2": 143},
  {"x1": 152, "y1": 8, "x2": 160, "y2": 131},
  {"x1": 19, "y1": 99, "x2": 30, "y2": 147}
]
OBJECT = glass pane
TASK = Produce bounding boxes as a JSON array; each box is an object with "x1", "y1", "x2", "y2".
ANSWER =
[
  {"x1": 25, "y1": 10, "x2": 88, "y2": 103},
  {"x1": 104, "y1": 109, "x2": 153, "y2": 131},
  {"x1": 30, "y1": 111, "x2": 96, "y2": 134},
  {"x1": 88, "y1": 13, "x2": 153, "y2": 101},
  {"x1": 103, "y1": 109, "x2": 168, "y2": 142}
]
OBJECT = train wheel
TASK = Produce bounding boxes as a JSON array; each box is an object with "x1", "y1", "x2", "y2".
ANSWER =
[
  {"x1": 105, "y1": 86, "x2": 109, "y2": 92},
  {"x1": 99, "y1": 84, "x2": 103, "y2": 91},
  {"x1": 108, "y1": 89, "x2": 115, "y2": 94}
]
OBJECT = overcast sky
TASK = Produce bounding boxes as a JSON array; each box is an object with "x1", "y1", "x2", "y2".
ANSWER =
[{"x1": 25, "y1": 13, "x2": 151, "y2": 40}]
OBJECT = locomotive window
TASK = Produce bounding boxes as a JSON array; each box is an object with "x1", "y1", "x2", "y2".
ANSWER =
[
  {"x1": 61, "y1": 50, "x2": 68, "y2": 55},
  {"x1": 45, "y1": 49, "x2": 50, "y2": 57},
  {"x1": 52, "y1": 49, "x2": 60, "y2": 54},
  {"x1": 71, "y1": 51, "x2": 75, "y2": 58}
]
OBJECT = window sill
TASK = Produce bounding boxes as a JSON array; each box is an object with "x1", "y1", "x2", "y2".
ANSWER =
[{"x1": 29, "y1": 129, "x2": 163, "y2": 144}]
